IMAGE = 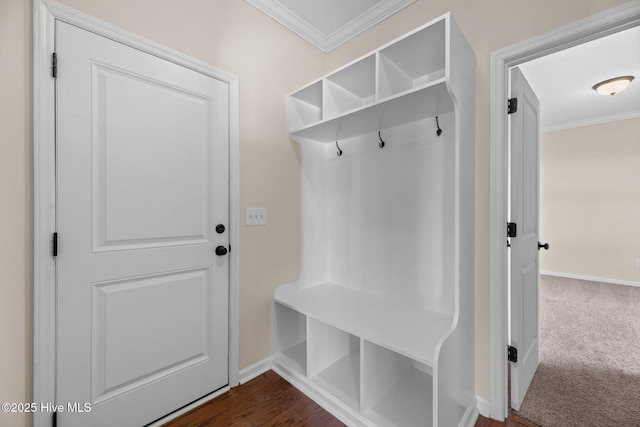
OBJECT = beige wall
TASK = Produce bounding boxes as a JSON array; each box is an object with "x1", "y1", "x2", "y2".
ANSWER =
[
  {"x1": 0, "y1": 0, "x2": 632, "y2": 425},
  {"x1": 0, "y1": 0, "x2": 33, "y2": 426},
  {"x1": 540, "y1": 118, "x2": 640, "y2": 283}
]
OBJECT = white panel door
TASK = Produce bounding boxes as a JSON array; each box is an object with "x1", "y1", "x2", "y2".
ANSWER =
[
  {"x1": 509, "y1": 67, "x2": 541, "y2": 411},
  {"x1": 56, "y1": 21, "x2": 229, "y2": 427}
]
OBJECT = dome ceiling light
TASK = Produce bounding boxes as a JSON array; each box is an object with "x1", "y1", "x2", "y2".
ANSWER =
[{"x1": 592, "y1": 75, "x2": 634, "y2": 96}]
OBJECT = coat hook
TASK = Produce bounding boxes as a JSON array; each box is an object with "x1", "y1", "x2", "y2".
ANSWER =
[
  {"x1": 435, "y1": 116, "x2": 442, "y2": 137},
  {"x1": 336, "y1": 141, "x2": 343, "y2": 157},
  {"x1": 378, "y1": 131, "x2": 385, "y2": 149}
]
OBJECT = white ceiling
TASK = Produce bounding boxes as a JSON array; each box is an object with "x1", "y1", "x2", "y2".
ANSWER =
[
  {"x1": 519, "y1": 26, "x2": 640, "y2": 132},
  {"x1": 246, "y1": 0, "x2": 415, "y2": 52}
]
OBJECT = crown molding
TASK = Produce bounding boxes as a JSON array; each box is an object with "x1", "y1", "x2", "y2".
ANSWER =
[
  {"x1": 246, "y1": 0, "x2": 415, "y2": 52},
  {"x1": 542, "y1": 109, "x2": 640, "y2": 133}
]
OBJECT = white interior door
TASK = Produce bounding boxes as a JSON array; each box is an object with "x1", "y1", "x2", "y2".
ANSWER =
[
  {"x1": 56, "y1": 21, "x2": 229, "y2": 427},
  {"x1": 509, "y1": 66, "x2": 541, "y2": 411}
]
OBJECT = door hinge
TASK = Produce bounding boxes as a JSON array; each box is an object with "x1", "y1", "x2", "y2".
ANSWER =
[
  {"x1": 507, "y1": 222, "x2": 517, "y2": 238},
  {"x1": 52, "y1": 232, "x2": 58, "y2": 257},
  {"x1": 52, "y1": 410, "x2": 57, "y2": 427},
  {"x1": 508, "y1": 345, "x2": 518, "y2": 363},
  {"x1": 52, "y1": 52, "x2": 57, "y2": 78},
  {"x1": 508, "y1": 97, "x2": 518, "y2": 114}
]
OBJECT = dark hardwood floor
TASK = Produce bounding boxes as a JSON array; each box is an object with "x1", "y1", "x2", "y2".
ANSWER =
[{"x1": 161, "y1": 370, "x2": 534, "y2": 427}]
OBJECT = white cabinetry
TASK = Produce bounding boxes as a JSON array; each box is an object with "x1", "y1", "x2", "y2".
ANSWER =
[{"x1": 274, "y1": 12, "x2": 476, "y2": 427}]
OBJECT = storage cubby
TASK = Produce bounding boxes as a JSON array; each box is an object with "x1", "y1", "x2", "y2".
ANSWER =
[
  {"x1": 363, "y1": 341, "x2": 433, "y2": 427},
  {"x1": 273, "y1": 302, "x2": 306, "y2": 376},
  {"x1": 323, "y1": 54, "x2": 376, "y2": 119},
  {"x1": 288, "y1": 80, "x2": 322, "y2": 131},
  {"x1": 378, "y1": 20, "x2": 446, "y2": 99},
  {"x1": 308, "y1": 319, "x2": 360, "y2": 411},
  {"x1": 275, "y1": 12, "x2": 476, "y2": 427}
]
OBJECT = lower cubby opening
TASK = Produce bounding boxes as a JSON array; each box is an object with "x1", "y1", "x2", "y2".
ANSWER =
[
  {"x1": 363, "y1": 341, "x2": 434, "y2": 427},
  {"x1": 308, "y1": 319, "x2": 360, "y2": 411},
  {"x1": 273, "y1": 303, "x2": 306, "y2": 376}
]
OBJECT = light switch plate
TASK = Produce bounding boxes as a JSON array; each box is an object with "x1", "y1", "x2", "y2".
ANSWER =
[{"x1": 245, "y1": 207, "x2": 267, "y2": 226}]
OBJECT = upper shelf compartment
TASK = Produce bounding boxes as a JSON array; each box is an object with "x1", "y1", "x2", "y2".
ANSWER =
[
  {"x1": 323, "y1": 54, "x2": 376, "y2": 120},
  {"x1": 378, "y1": 19, "x2": 446, "y2": 99},
  {"x1": 287, "y1": 14, "x2": 455, "y2": 142},
  {"x1": 288, "y1": 80, "x2": 322, "y2": 131}
]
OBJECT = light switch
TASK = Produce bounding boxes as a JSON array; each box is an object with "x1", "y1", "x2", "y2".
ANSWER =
[{"x1": 245, "y1": 207, "x2": 267, "y2": 226}]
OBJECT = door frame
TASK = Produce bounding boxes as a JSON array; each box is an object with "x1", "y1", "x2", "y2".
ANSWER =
[
  {"x1": 489, "y1": 1, "x2": 640, "y2": 420},
  {"x1": 33, "y1": 1, "x2": 240, "y2": 426}
]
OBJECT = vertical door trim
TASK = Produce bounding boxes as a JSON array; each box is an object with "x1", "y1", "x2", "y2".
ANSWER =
[
  {"x1": 489, "y1": 1, "x2": 640, "y2": 420},
  {"x1": 33, "y1": 1, "x2": 240, "y2": 426}
]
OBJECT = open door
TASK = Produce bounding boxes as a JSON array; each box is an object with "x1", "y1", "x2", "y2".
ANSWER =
[{"x1": 509, "y1": 67, "x2": 541, "y2": 411}]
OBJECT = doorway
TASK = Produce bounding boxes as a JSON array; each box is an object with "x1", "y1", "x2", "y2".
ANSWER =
[
  {"x1": 33, "y1": 2, "x2": 240, "y2": 426},
  {"x1": 489, "y1": 1, "x2": 640, "y2": 420},
  {"x1": 506, "y1": 24, "x2": 640, "y2": 424}
]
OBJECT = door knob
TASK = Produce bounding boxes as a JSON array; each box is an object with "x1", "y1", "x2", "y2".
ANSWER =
[
  {"x1": 215, "y1": 246, "x2": 228, "y2": 256},
  {"x1": 538, "y1": 242, "x2": 549, "y2": 250}
]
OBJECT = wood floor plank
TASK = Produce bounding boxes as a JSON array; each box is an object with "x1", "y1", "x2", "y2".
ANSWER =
[
  {"x1": 162, "y1": 370, "x2": 532, "y2": 427},
  {"x1": 162, "y1": 370, "x2": 345, "y2": 427},
  {"x1": 476, "y1": 415, "x2": 531, "y2": 427}
]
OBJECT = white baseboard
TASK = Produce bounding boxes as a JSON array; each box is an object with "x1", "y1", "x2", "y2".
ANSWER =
[
  {"x1": 460, "y1": 398, "x2": 480, "y2": 427},
  {"x1": 476, "y1": 395, "x2": 491, "y2": 418},
  {"x1": 541, "y1": 271, "x2": 640, "y2": 288},
  {"x1": 239, "y1": 356, "x2": 273, "y2": 384}
]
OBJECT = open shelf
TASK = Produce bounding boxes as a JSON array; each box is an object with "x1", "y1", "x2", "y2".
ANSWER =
[
  {"x1": 308, "y1": 319, "x2": 360, "y2": 410},
  {"x1": 273, "y1": 302, "x2": 307, "y2": 376},
  {"x1": 287, "y1": 17, "x2": 449, "y2": 141},
  {"x1": 323, "y1": 54, "x2": 376, "y2": 120},
  {"x1": 378, "y1": 20, "x2": 446, "y2": 100},
  {"x1": 276, "y1": 283, "x2": 452, "y2": 366},
  {"x1": 288, "y1": 80, "x2": 323, "y2": 132},
  {"x1": 363, "y1": 341, "x2": 433, "y2": 427},
  {"x1": 291, "y1": 79, "x2": 453, "y2": 143}
]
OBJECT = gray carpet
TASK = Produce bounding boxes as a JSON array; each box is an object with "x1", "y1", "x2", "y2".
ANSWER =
[{"x1": 513, "y1": 275, "x2": 640, "y2": 427}]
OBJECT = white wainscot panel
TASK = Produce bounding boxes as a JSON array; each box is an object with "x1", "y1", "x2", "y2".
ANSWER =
[
  {"x1": 91, "y1": 267, "x2": 212, "y2": 402},
  {"x1": 92, "y1": 64, "x2": 213, "y2": 252},
  {"x1": 324, "y1": 117, "x2": 454, "y2": 309}
]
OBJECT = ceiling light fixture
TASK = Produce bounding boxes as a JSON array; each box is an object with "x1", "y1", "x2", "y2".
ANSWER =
[{"x1": 592, "y1": 75, "x2": 634, "y2": 96}]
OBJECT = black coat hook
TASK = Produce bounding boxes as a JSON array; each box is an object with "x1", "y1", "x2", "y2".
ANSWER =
[
  {"x1": 336, "y1": 141, "x2": 342, "y2": 157},
  {"x1": 435, "y1": 116, "x2": 442, "y2": 137},
  {"x1": 378, "y1": 131, "x2": 385, "y2": 149}
]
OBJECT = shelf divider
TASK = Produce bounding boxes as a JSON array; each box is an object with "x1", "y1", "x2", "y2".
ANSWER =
[{"x1": 308, "y1": 319, "x2": 360, "y2": 411}]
